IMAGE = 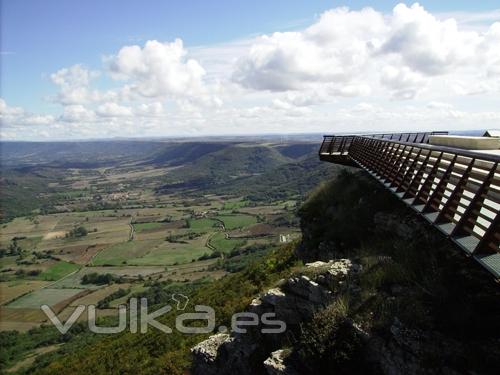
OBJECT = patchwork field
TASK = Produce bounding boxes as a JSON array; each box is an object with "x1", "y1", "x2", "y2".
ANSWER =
[
  {"x1": 0, "y1": 155, "x2": 300, "y2": 340},
  {"x1": 91, "y1": 239, "x2": 163, "y2": 266},
  {"x1": 0, "y1": 280, "x2": 51, "y2": 304},
  {"x1": 6, "y1": 288, "x2": 85, "y2": 309},
  {"x1": 127, "y1": 233, "x2": 211, "y2": 265},
  {"x1": 187, "y1": 218, "x2": 220, "y2": 231},
  {"x1": 133, "y1": 222, "x2": 165, "y2": 232},
  {"x1": 49, "y1": 266, "x2": 163, "y2": 289},
  {"x1": 68, "y1": 283, "x2": 132, "y2": 306}
]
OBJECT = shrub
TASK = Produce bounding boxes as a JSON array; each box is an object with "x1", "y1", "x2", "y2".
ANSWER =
[{"x1": 295, "y1": 297, "x2": 364, "y2": 373}]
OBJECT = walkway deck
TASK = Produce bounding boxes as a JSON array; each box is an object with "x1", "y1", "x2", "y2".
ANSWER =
[{"x1": 319, "y1": 132, "x2": 500, "y2": 278}]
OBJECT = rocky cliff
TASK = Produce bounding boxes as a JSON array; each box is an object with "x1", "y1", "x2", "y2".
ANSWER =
[
  {"x1": 191, "y1": 259, "x2": 362, "y2": 374},
  {"x1": 191, "y1": 171, "x2": 500, "y2": 375}
]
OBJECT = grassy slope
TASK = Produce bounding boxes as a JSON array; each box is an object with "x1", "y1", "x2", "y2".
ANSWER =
[
  {"x1": 28, "y1": 244, "x2": 299, "y2": 374},
  {"x1": 294, "y1": 170, "x2": 500, "y2": 374}
]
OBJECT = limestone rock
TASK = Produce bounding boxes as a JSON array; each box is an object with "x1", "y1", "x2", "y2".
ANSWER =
[
  {"x1": 191, "y1": 258, "x2": 362, "y2": 375},
  {"x1": 263, "y1": 349, "x2": 298, "y2": 375},
  {"x1": 191, "y1": 334, "x2": 233, "y2": 375}
]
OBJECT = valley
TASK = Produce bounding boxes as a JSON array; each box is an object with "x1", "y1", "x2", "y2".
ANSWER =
[{"x1": 0, "y1": 139, "x2": 341, "y2": 372}]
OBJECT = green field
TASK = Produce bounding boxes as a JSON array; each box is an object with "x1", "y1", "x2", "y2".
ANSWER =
[
  {"x1": 209, "y1": 232, "x2": 246, "y2": 253},
  {"x1": 38, "y1": 261, "x2": 80, "y2": 281},
  {"x1": 187, "y1": 218, "x2": 220, "y2": 230},
  {"x1": 91, "y1": 240, "x2": 161, "y2": 266},
  {"x1": 128, "y1": 236, "x2": 210, "y2": 265},
  {"x1": 216, "y1": 214, "x2": 257, "y2": 229},
  {"x1": 6, "y1": 288, "x2": 83, "y2": 308},
  {"x1": 133, "y1": 222, "x2": 164, "y2": 232},
  {"x1": 222, "y1": 200, "x2": 248, "y2": 210}
]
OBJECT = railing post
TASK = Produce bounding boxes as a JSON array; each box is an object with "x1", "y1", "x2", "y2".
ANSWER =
[
  {"x1": 397, "y1": 147, "x2": 421, "y2": 192},
  {"x1": 391, "y1": 146, "x2": 414, "y2": 188},
  {"x1": 450, "y1": 162, "x2": 498, "y2": 238},
  {"x1": 413, "y1": 151, "x2": 444, "y2": 206},
  {"x1": 422, "y1": 154, "x2": 458, "y2": 213},
  {"x1": 434, "y1": 157, "x2": 474, "y2": 225}
]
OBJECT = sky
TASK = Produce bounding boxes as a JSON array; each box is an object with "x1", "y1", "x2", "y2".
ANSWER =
[{"x1": 1, "y1": 0, "x2": 500, "y2": 140}]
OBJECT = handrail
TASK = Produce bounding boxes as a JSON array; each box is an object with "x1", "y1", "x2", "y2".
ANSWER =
[
  {"x1": 319, "y1": 131, "x2": 446, "y2": 157},
  {"x1": 319, "y1": 131, "x2": 500, "y2": 278},
  {"x1": 358, "y1": 136, "x2": 500, "y2": 163}
]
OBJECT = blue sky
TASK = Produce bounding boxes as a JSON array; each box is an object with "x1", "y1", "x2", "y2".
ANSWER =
[{"x1": 1, "y1": 1, "x2": 500, "y2": 139}]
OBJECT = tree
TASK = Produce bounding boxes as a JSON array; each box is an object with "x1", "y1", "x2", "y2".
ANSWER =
[{"x1": 67, "y1": 226, "x2": 88, "y2": 238}]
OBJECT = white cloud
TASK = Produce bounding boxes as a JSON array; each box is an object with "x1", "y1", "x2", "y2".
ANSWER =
[
  {"x1": 50, "y1": 64, "x2": 99, "y2": 88},
  {"x1": 50, "y1": 65, "x2": 102, "y2": 105},
  {"x1": 96, "y1": 102, "x2": 132, "y2": 117},
  {"x1": 380, "y1": 65, "x2": 424, "y2": 99},
  {"x1": 135, "y1": 102, "x2": 164, "y2": 116},
  {"x1": 232, "y1": 7, "x2": 385, "y2": 92},
  {"x1": 0, "y1": 98, "x2": 24, "y2": 116},
  {"x1": 232, "y1": 3, "x2": 500, "y2": 100},
  {"x1": 59, "y1": 105, "x2": 95, "y2": 123},
  {"x1": 427, "y1": 101, "x2": 453, "y2": 109},
  {"x1": 0, "y1": 99, "x2": 55, "y2": 128},
  {"x1": 109, "y1": 39, "x2": 206, "y2": 98},
  {"x1": 380, "y1": 3, "x2": 480, "y2": 75}
]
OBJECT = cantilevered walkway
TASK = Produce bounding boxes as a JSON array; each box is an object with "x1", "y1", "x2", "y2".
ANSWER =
[{"x1": 319, "y1": 132, "x2": 500, "y2": 278}]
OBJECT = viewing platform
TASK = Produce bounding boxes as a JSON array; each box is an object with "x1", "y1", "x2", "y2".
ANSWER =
[{"x1": 319, "y1": 131, "x2": 500, "y2": 278}]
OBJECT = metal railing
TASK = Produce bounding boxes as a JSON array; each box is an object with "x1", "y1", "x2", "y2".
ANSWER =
[
  {"x1": 319, "y1": 131, "x2": 447, "y2": 156},
  {"x1": 319, "y1": 132, "x2": 500, "y2": 278}
]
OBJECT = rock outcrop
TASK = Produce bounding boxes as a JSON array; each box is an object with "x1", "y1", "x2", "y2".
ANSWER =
[
  {"x1": 263, "y1": 349, "x2": 297, "y2": 375},
  {"x1": 191, "y1": 259, "x2": 360, "y2": 375}
]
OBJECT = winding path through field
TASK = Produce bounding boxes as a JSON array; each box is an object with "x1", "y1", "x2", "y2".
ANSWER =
[{"x1": 128, "y1": 218, "x2": 135, "y2": 241}]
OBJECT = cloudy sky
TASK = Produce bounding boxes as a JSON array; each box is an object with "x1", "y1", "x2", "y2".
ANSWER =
[{"x1": 1, "y1": 0, "x2": 500, "y2": 140}]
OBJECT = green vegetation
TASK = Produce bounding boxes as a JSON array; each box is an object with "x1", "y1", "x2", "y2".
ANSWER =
[
  {"x1": 187, "y1": 218, "x2": 219, "y2": 230},
  {"x1": 91, "y1": 240, "x2": 161, "y2": 266},
  {"x1": 10, "y1": 244, "x2": 298, "y2": 374},
  {"x1": 7, "y1": 288, "x2": 83, "y2": 308},
  {"x1": 81, "y1": 273, "x2": 122, "y2": 285},
  {"x1": 133, "y1": 222, "x2": 163, "y2": 232},
  {"x1": 66, "y1": 226, "x2": 88, "y2": 238},
  {"x1": 294, "y1": 170, "x2": 500, "y2": 373},
  {"x1": 216, "y1": 214, "x2": 257, "y2": 229},
  {"x1": 38, "y1": 261, "x2": 80, "y2": 281},
  {"x1": 0, "y1": 170, "x2": 59, "y2": 223},
  {"x1": 96, "y1": 288, "x2": 130, "y2": 308},
  {"x1": 165, "y1": 231, "x2": 204, "y2": 243},
  {"x1": 128, "y1": 241, "x2": 209, "y2": 266},
  {"x1": 0, "y1": 323, "x2": 101, "y2": 371},
  {"x1": 222, "y1": 200, "x2": 248, "y2": 210},
  {"x1": 221, "y1": 244, "x2": 273, "y2": 272},
  {"x1": 298, "y1": 169, "x2": 397, "y2": 259},
  {"x1": 0, "y1": 139, "x2": 342, "y2": 372},
  {"x1": 209, "y1": 232, "x2": 246, "y2": 253},
  {"x1": 295, "y1": 298, "x2": 364, "y2": 373}
]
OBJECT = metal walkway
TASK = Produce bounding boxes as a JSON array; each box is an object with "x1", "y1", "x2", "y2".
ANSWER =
[{"x1": 319, "y1": 132, "x2": 500, "y2": 278}]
